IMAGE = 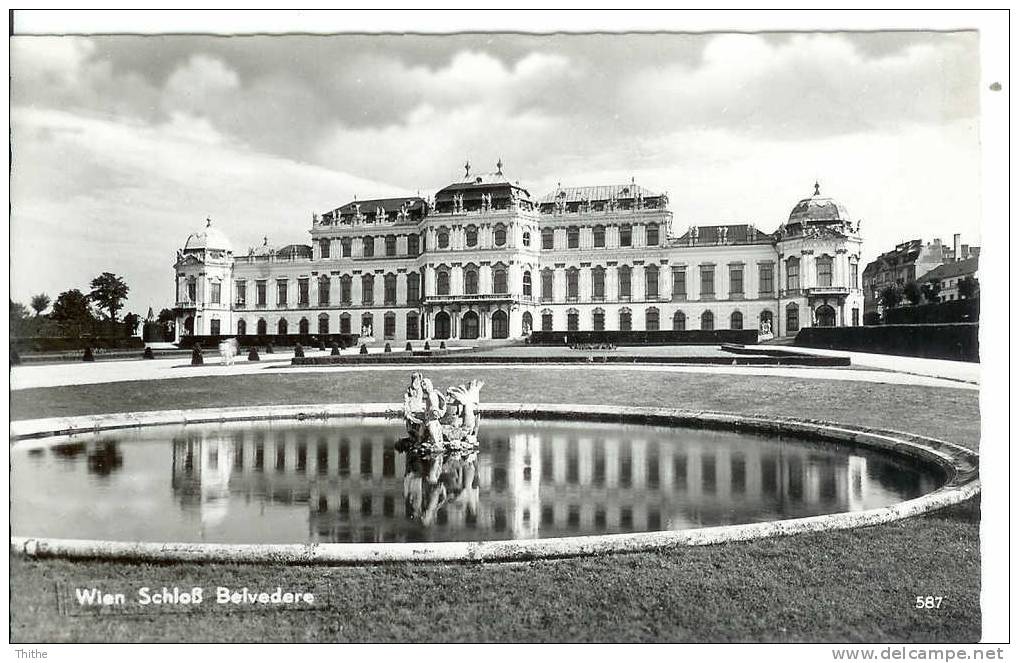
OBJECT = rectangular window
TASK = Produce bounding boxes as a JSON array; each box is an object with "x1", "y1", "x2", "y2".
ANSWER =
[
  {"x1": 235, "y1": 282, "x2": 246, "y2": 306},
  {"x1": 593, "y1": 270, "x2": 605, "y2": 300},
  {"x1": 298, "y1": 279, "x2": 309, "y2": 306},
  {"x1": 672, "y1": 267, "x2": 686, "y2": 301},
  {"x1": 341, "y1": 279, "x2": 351, "y2": 304},
  {"x1": 542, "y1": 229, "x2": 554, "y2": 250},
  {"x1": 541, "y1": 272, "x2": 553, "y2": 301},
  {"x1": 850, "y1": 263, "x2": 859, "y2": 289},
  {"x1": 362, "y1": 277, "x2": 374, "y2": 305},
  {"x1": 567, "y1": 271, "x2": 579, "y2": 300},
  {"x1": 619, "y1": 225, "x2": 632, "y2": 247},
  {"x1": 852, "y1": 308, "x2": 860, "y2": 326},
  {"x1": 384, "y1": 316, "x2": 396, "y2": 339},
  {"x1": 256, "y1": 281, "x2": 267, "y2": 306},
  {"x1": 594, "y1": 226, "x2": 605, "y2": 248},
  {"x1": 817, "y1": 258, "x2": 833, "y2": 287},
  {"x1": 759, "y1": 264, "x2": 774, "y2": 295},
  {"x1": 729, "y1": 265, "x2": 744, "y2": 296},
  {"x1": 277, "y1": 281, "x2": 288, "y2": 306},
  {"x1": 699, "y1": 265, "x2": 715, "y2": 297},
  {"x1": 363, "y1": 237, "x2": 375, "y2": 258},
  {"x1": 384, "y1": 277, "x2": 397, "y2": 305},
  {"x1": 210, "y1": 318, "x2": 220, "y2": 335},
  {"x1": 210, "y1": 282, "x2": 221, "y2": 304},
  {"x1": 786, "y1": 261, "x2": 800, "y2": 291},
  {"x1": 385, "y1": 236, "x2": 397, "y2": 257},
  {"x1": 407, "y1": 234, "x2": 419, "y2": 256},
  {"x1": 618, "y1": 268, "x2": 631, "y2": 299},
  {"x1": 341, "y1": 238, "x2": 352, "y2": 257},
  {"x1": 318, "y1": 278, "x2": 330, "y2": 306},
  {"x1": 567, "y1": 227, "x2": 579, "y2": 249},
  {"x1": 340, "y1": 316, "x2": 351, "y2": 334},
  {"x1": 320, "y1": 239, "x2": 330, "y2": 259},
  {"x1": 646, "y1": 224, "x2": 659, "y2": 246},
  {"x1": 187, "y1": 281, "x2": 196, "y2": 302}
]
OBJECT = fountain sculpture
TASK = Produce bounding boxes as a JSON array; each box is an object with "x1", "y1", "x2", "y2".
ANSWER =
[{"x1": 399, "y1": 372, "x2": 484, "y2": 454}]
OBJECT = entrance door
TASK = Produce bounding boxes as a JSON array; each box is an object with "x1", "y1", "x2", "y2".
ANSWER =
[
  {"x1": 491, "y1": 310, "x2": 509, "y2": 339},
  {"x1": 461, "y1": 311, "x2": 480, "y2": 339},
  {"x1": 434, "y1": 311, "x2": 451, "y2": 339},
  {"x1": 816, "y1": 305, "x2": 836, "y2": 327}
]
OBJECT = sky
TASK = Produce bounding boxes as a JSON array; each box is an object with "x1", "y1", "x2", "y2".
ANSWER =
[{"x1": 10, "y1": 30, "x2": 981, "y2": 316}]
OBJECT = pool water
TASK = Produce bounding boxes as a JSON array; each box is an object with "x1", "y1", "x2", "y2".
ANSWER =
[{"x1": 11, "y1": 418, "x2": 942, "y2": 544}]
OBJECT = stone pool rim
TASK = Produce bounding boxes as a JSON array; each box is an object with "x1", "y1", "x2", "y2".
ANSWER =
[{"x1": 9, "y1": 403, "x2": 980, "y2": 564}]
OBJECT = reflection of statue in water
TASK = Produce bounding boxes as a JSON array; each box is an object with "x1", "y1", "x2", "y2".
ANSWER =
[
  {"x1": 400, "y1": 373, "x2": 484, "y2": 452},
  {"x1": 402, "y1": 451, "x2": 479, "y2": 526}
]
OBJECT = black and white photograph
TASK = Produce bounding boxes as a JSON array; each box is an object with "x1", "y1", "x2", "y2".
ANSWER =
[{"x1": 7, "y1": 8, "x2": 1009, "y2": 656}]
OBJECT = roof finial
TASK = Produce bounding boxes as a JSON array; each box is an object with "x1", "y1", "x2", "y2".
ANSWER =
[
  {"x1": 206, "y1": 217, "x2": 212, "y2": 228},
  {"x1": 464, "y1": 159, "x2": 471, "y2": 178},
  {"x1": 814, "y1": 181, "x2": 821, "y2": 196},
  {"x1": 263, "y1": 236, "x2": 268, "y2": 246},
  {"x1": 496, "y1": 157, "x2": 503, "y2": 175}
]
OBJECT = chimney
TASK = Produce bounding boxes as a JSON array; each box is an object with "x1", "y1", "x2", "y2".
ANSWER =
[
  {"x1": 961, "y1": 244, "x2": 969, "y2": 260},
  {"x1": 953, "y1": 233, "x2": 961, "y2": 261}
]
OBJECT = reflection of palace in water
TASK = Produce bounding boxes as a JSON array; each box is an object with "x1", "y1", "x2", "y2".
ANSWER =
[{"x1": 170, "y1": 424, "x2": 934, "y2": 543}]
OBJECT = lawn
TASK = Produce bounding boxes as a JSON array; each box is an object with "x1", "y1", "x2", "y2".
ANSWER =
[{"x1": 9, "y1": 369, "x2": 981, "y2": 642}]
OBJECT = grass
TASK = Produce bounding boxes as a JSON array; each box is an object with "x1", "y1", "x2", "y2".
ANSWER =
[{"x1": 9, "y1": 369, "x2": 981, "y2": 642}]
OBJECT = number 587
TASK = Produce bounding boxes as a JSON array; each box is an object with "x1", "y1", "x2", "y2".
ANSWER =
[{"x1": 915, "y1": 596, "x2": 944, "y2": 609}]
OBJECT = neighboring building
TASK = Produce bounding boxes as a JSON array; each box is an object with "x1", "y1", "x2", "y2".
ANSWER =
[
  {"x1": 172, "y1": 165, "x2": 864, "y2": 340},
  {"x1": 862, "y1": 234, "x2": 981, "y2": 316},
  {"x1": 919, "y1": 256, "x2": 979, "y2": 302}
]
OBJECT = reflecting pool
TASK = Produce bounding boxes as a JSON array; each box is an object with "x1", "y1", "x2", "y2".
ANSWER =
[{"x1": 11, "y1": 418, "x2": 942, "y2": 544}]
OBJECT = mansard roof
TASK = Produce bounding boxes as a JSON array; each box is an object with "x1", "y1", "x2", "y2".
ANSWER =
[
  {"x1": 320, "y1": 196, "x2": 427, "y2": 225},
  {"x1": 673, "y1": 224, "x2": 774, "y2": 246}
]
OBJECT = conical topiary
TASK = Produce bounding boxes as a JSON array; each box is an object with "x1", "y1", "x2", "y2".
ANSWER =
[
  {"x1": 83, "y1": 346, "x2": 95, "y2": 362},
  {"x1": 248, "y1": 347, "x2": 260, "y2": 361},
  {"x1": 143, "y1": 347, "x2": 154, "y2": 360},
  {"x1": 330, "y1": 342, "x2": 340, "y2": 356},
  {"x1": 439, "y1": 341, "x2": 446, "y2": 350},
  {"x1": 359, "y1": 343, "x2": 369, "y2": 355},
  {"x1": 294, "y1": 343, "x2": 305, "y2": 358},
  {"x1": 405, "y1": 341, "x2": 413, "y2": 351},
  {"x1": 384, "y1": 342, "x2": 391, "y2": 353},
  {"x1": 423, "y1": 341, "x2": 431, "y2": 351},
  {"x1": 191, "y1": 344, "x2": 204, "y2": 366},
  {"x1": 265, "y1": 343, "x2": 274, "y2": 354}
]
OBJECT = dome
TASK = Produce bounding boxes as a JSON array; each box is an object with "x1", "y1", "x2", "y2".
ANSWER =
[
  {"x1": 184, "y1": 219, "x2": 232, "y2": 252},
  {"x1": 787, "y1": 183, "x2": 850, "y2": 225},
  {"x1": 277, "y1": 244, "x2": 312, "y2": 259}
]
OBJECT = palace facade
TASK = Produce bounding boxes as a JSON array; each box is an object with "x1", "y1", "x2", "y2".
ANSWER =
[{"x1": 173, "y1": 163, "x2": 864, "y2": 341}]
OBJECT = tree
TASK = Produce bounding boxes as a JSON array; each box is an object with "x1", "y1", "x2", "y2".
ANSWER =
[
  {"x1": 51, "y1": 289, "x2": 96, "y2": 336},
  {"x1": 921, "y1": 280, "x2": 942, "y2": 304},
  {"x1": 89, "y1": 272, "x2": 130, "y2": 322},
  {"x1": 30, "y1": 293, "x2": 51, "y2": 317},
  {"x1": 902, "y1": 280, "x2": 923, "y2": 306},
  {"x1": 879, "y1": 285, "x2": 902, "y2": 311},
  {"x1": 10, "y1": 300, "x2": 29, "y2": 322},
  {"x1": 958, "y1": 276, "x2": 979, "y2": 300},
  {"x1": 122, "y1": 312, "x2": 141, "y2": 337},
  {"x1": 157, "y1": 308, "x2": 176, "y2": 325}
]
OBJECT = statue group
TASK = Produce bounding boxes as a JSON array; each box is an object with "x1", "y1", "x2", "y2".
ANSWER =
[{"x1": 399, "y1": 372, "x2": 484, "y2": 454}]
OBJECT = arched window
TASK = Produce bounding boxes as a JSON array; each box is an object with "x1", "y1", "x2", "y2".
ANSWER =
[
  {"x1": 437, "y1": 268, "x2": 450, "y2": 296},
  {"x1": 619, "y1": 224, "x2": 632, "y2": 247},
  {"x1": 567, "y1": 308, "x2": 580, "y2": 331},
  {"x1": 541, "y1": 268, "x2": 554, "y2": 301},
  {"x1": 672, "y1": 310, "x2": 686, "y2": 331},
  {"x1": 619, "y1": 307, "x2": 632, "y2": 332},
  {"x1": 593, "y1": 308, "x2": 605, "y2": 331},
  {"x1": 361, "y1": 274, "x2": 374, "y2": 304},
  {"x1": 541, "y1": 227, "x2": 554, "y2": 250},
  {"x1": 385, "y1": 235, "x2": 397, "y2": 257},
  {"x1": 567, "y1": 226, "x2": 580, "y2": 249},
  {"x1": 592, "y1": 266, "x2": 606, "y2": 300},
  {"x1": 361, "y1": 312, "x2": 374, "y2": 337},
  {"x1": 237, "y1": 319, "x2": 247, "y2": 336},
  {"x1": 618, "y1": 265, "x2": 632, "y2": 300},
  {"x1": 278, "y1": 318, "x2": 289, "y2": 336},
  {"x1": 493, "y1": 224, "x2": 507, "y2": 247},
  {"x1": 298, "y1": 317, "x2": 309, "y2": 335},
  {"x1": 521, "y1": 311, "x2": 533, "y2": 334},
  {"x1": 493, "y1": 265, "x2": 508, "y2": 294},
  {"x1": 522, "y1": 270, "x2": 532, "y2": 297},
  {"x1": 465, "y1": 226, "x2": 478, "y2": 248},
  {"x1": 701, "y1": 310, "x2": 714, "y2": 331},
  {"x1": 438, "y1": 228, "x2": 450, "y2": 249},
  {"x1": 541, "y1": 309, "x2": 554, "y2": 331},
  {"x1": 491, "y1": 309, "x2": 509, "y2": 338},
  {"x1": 522, "y1": 231, "x2": 531, "y2": 247},
  {"x1": 786, "y1": 256, "x2": 800, "y2": 291},
  {"x1": 318, "y1": 313, "x2": 329, "y2": 335},
  {"x1": 786, "y1": 303, "x2": 799, "y2": 334},
  {"x1": 460, "y1": 311, "x2": 480, "y2": 339},
  {"x1": 383, "y1": 312, "x2": 396, "y2": 339},
  {"x1": 730, "y1": 311, "x2": 743, "y2": 330},
  {"x1": 256, "y1": 318, "x2": 267, "y2": 336},
  {"x1": 646, "y1": 307, "x2": 660, "y2": 331},
  {"x1": 340, "y1": 274, "x2": 352, "y2": 304},
  {"x1": 593, "y1": 225, "x2": 606, "y2": 248},
  {"x1": 406, "y1": 312, "x2": 419, "y2": 340},
  {"x1": 645, "y1": 264, "x2": 659, "y2": 300},
  {"x1": 339, "y1": 313, "x2": 351, "y2": 335},
  {"x1": 464, "y1": 266, "x2": 479, "y2": 295},
  {"x1": 362, "y1": 235, "x2": 374, "y2": 257},
  {"x1": 406, "y1": 271, "x2": 421, "y2": 303},
  {"x1": 566, "y1": 267, "x2": 579, "y2": 300},
  {"x1": 816, "y1": 255, "x2": 833, "y2": 288},
  {"x1": 384, "y1": 273, "x2": 397, "y2": 305}
]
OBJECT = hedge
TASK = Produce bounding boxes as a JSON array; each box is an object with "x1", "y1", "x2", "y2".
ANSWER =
[
  {"x1": 883, "y1": 298, "x2": 979, "y2": 325},
  {"x1": 794, "y1": 323, "x2": 978, "y2": 362},
  {"x1": 527, "y1": 330, "x2": 758, "y2": 346},
  {"x1": 11, "y1": 336, "x2": 145, "y2": 352},
  {"x1": 176, "y1": 333, "x2": 360, "y2": 349}
]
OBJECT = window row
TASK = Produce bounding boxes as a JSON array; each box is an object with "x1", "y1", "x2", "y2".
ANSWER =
[
  {"x1": 234, "y1": 311, "x2": 421, "y2": 340},
  {"x1": 536, "y1": 307, "x2": 772, "y2": 332},
  {"x1": 318, "y1": 234, "x2": 422, "y2": 259},
  {"x1": 783, "y1": 255, "x2": 859, "y2": 290},
  {"x1": 235, "y1": 273, "x2": 421, "y2": 307},
  {"x1": 540, "y1": 223, "x2": 659, "y2": 250}
]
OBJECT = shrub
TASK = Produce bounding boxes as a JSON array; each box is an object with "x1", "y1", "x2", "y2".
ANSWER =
[
  {"x1": 83, "y1": 346, "x2": 95, "y2": 362},
  {"x1": 143, "y1": 347, "x2": 154, "y2": 360},
  {"x1": 405, "y1": 341, "x2": 413, "y2": 351},
  {"x1": 191, "y1": 344, "x2": 204, "y2": 366},
  {"x1": 265, "y1": 343, "x2": 274, "y2": 354},
  {"x1": 330, "y1": 342, "x2": 340, "y2": 356},
  {"x1": 247, "y1": 347, "x2": 260, "y2": 361},
  {"x1": 318, "y1": 339, "x2": 326, "y2": 351},
  {"x1": 439, "y1": 341, "x2": 446, "y2": 350},
  {"x1": 359, "y1": 343, "x2": 369, "y2": 355},
  {"x1": 384, "y1": 342, "x2": 391, "y2": 353},
  {"x1": 294, "y1": 343, "x2": 305, "y2": 358},
  {"x1": 423, "y1": 341, "x2": 431, "y2": 351}
]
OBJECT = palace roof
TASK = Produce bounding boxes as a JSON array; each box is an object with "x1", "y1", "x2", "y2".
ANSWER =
[
  {"x1": 537, "y1": 183, "x2": 663, "y2": 204},
  {"x1": 673, "y1": 224, "x2": 775, "y2": 246},
  {"x1": 787, "y1": 183, "x2": 851, "y2": 225},
  {"x1": 321, "y1": 196, "x2": 427, "y2": 225},
  {"x1": 183, "y1": 219, "x2": 232, "y2": 252}
]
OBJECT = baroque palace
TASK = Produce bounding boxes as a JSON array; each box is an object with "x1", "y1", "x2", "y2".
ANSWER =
[{"x1": 173, "y1": 162, "x2": 864, "y2": 342}]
